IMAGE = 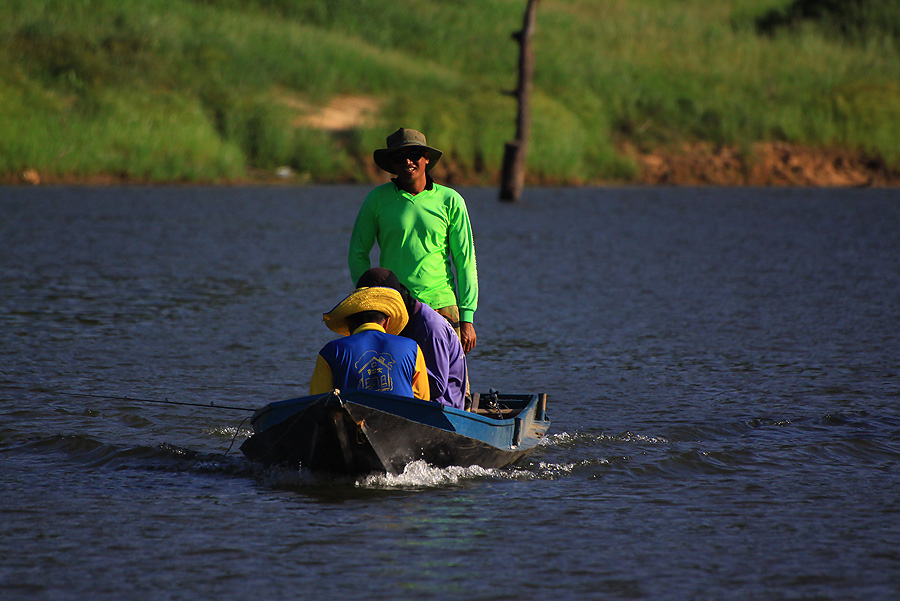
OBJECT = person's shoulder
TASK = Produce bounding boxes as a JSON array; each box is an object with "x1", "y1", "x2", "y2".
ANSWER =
[
  {"x1": 418, "y1": 301, "x2": 442, "y2": 320},
  {"x1": 429, "y1": 182, "x2": 467, "y2": 209},
  {"x1": 319, "y1": 336, "x2": 344, "y2": 355},
  {"x1": 389, "y1": 331, "x2": 421, "y2": 351},
  {"x1": 371, "y1": 181, "x2": 396, "y2": 192},
  {"x1": 419, "y1": 303, "x2": 457, "y2": 335},
  {"x1": 364, "y1": 181, "x2": 398, "y2": 201},
  {"x1": 430, "y1": 181, "x2": 462, "y2": 197}
]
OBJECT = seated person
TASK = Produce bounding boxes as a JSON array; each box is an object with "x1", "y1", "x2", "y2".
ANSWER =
[
  {"x1": 355, "y1": 268, "x2": 468, "y2": 410},
  {"x1": 310, "y1": 286, "x2": 429, "y2": 400}
]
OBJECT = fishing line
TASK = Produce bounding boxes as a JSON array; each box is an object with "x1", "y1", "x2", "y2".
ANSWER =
[
  {"x1": 53, "y1": 390, "x2": 258, "y2": 412},
  {"x1": 56, "y1": 391, "x2": 259, "y2": 457},
  {"x1": 7, "y1": 385, "x2": 263, "y2": 460},
  {"x1": 222, "y1": 415, "x2": 253, "y2": 457}
]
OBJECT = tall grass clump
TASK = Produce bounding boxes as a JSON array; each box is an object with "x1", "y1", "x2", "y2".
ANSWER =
[{"x1": 2, "y1": 0, "x2": 900, "y2": 183}]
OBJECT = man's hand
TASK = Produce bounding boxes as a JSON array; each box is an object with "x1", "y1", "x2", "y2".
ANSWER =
[{"x1": 460, "y1": 322, "x2": 477, "y2": 354}]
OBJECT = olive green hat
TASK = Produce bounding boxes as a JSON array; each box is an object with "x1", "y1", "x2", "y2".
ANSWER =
[{"x1": 373, "y1": 128, "x2": 443, "y2": 173}]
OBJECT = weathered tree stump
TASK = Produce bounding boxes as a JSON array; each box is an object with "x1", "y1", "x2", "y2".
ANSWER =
[{"x1": 500, "y1": 0, "x2": 539, "y2": 202}]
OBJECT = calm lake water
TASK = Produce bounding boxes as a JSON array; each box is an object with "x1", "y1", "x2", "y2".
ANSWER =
[{"x1": 2, "y1": 185, "x2": 899, "y2": 601}]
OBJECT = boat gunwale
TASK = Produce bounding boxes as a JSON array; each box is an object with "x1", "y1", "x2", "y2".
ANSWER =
[{"x1": 250, "y1": 389, "x2": 545, "y2": 432}]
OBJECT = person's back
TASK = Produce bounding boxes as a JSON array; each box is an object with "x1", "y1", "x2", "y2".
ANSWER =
[
  {"x1": 403, "y1": 300, "x2": 467, "y2": 408},
  {"x1": 316, "y1": 322, "x2": 421, "y2": 397},
  {"x1": 309, "y1": 287, "x2": 428, "y2": 400}
]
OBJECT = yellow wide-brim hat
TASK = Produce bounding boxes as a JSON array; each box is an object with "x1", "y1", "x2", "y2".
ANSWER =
[{"x1": 322, "y1": 287, "x2": 409, "y2": 336}]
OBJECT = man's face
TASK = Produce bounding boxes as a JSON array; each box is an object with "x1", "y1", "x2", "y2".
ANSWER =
[{"x1": 391, "y1": 148, "x2": 430, "y2": 179}]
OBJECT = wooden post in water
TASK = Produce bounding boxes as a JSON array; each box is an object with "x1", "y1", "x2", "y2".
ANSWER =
[{"x1": 500, "y1": 0, "x2": 539, "y2": 203}]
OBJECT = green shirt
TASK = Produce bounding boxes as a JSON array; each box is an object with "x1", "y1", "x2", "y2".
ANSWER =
[{"x1": 348, "y1": 181, "x2": 478, "y2": 322}]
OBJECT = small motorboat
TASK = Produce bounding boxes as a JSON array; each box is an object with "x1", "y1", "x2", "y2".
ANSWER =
[{"x1": 240, "y1": 389, "x2": 550, "y2": 475}]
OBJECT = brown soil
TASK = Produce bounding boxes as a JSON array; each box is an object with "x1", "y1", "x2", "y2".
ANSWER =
[
  {"x1": 282, "y1": 93, "x2": 381, "y2": 131},
  {"x1": 5, "y1": 131, "x2": 898, "y2": 188},
  {"x1": 630, "y1": 141, "x2": 900, "y2": 187}
]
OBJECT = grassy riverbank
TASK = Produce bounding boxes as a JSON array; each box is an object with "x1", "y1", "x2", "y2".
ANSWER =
[{"x1": 2, "y1": 0, "x2": 899, "y2": 186}]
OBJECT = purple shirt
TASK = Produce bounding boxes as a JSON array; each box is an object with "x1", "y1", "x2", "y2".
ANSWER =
[{"x1": 402, "y1": 300, "x2": 467, "y2": 409}]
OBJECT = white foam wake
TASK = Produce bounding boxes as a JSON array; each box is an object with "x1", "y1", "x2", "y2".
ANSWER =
[{"x1": 356, "y1": 460, "x2": 499, "y2": 488}]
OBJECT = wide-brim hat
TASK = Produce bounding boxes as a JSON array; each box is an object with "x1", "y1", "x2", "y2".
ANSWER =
[
  {"x1": 373, "y1": 128, "x2": 443, "y2": 174},
  {"x1": 323, "y1": 286, "x2": 409, "y2": 336}
]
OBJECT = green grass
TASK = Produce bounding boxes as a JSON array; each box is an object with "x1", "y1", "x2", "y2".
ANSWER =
[{"x1": 1, "y1": 0, "x2": 899, "y2": 183}]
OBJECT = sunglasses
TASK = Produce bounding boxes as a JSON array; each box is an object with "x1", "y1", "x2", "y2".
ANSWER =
[{"x1": 391, "y1": 149, "x2": 428, "y2": 162}]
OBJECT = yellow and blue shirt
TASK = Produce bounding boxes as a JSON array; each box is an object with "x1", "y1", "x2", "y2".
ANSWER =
[{"x1": 310, "y1": 323, "x2": 429, "y2": 400}]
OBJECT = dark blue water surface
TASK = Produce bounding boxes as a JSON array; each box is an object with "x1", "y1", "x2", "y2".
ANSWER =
[{"x1": 2, "y1": 185, "x2": 899, "y2": 601}]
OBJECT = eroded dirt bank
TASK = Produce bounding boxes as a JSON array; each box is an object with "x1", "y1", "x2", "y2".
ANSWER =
[
  {"x1": 6, "y1": 142, "x2": 899, "y2": 187},
  {"x1": 632, "y1": 142, "x2": 899, "y2": 187}
]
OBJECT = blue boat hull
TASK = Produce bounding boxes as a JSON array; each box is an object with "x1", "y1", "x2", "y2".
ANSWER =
[{"x1": 240, "y1": 390, "x2": 550, "y2": 474}]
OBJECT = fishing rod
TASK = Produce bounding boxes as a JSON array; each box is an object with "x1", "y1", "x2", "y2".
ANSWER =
[{"x1": 55, "y1": 391, "x2": 258, "y2": 413}]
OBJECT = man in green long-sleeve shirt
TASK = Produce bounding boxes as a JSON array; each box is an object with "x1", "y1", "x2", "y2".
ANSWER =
[{"x1": 349, "y1": 128, "x2": 478, "y2": 353}]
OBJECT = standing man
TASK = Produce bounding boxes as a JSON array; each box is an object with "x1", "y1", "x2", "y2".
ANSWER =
[{"x1": 348, "y1": 128, "x2": 478, "y2": 354}]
